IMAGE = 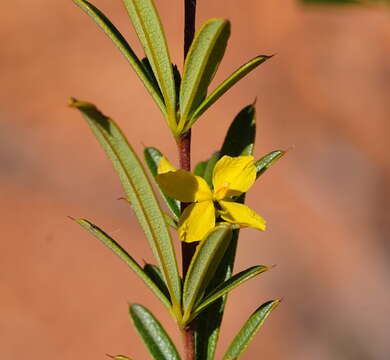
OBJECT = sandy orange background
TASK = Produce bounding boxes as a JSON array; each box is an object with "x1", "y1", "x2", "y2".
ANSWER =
[{"x1": 1, "y1": 1, "x2": 389, "y2": 359}]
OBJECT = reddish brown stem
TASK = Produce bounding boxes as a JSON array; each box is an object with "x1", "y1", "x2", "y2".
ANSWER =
[{"x1": 180, "y1": 2, "x2": 197, "y2": 360}]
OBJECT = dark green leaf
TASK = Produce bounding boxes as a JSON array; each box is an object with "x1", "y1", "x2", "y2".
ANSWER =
[
  {"x1": 75, "y1": 218, "x2": 171, "y2": 309},
  {"x1": 143, "y1": 146, "x2": 181, "y2": 218},
  {"x1": 72, "y1": 0, "x2": 165, "y2": 114},
  {"x1": 193, "y1": 160, "x2": 208, "y2": 177},
  {"x1": 203, "y1": 152, "x2": 220, "y2": 188},
  {"x1": 130, "y1": 304, "x2": 181, "y2": 360},
  {"x1": 70, "y1": 99, "x2": 181, "y2": 316},
  {"x1": 193, "y1": 104, "x2": 258, "y2": 358},
  {"x1": 143, "y1": 263, "x2": 171, "y2": 302},
  {"x1": 220, "y1": 104, "x2": 256, "y2": 157},
  {"x1": 223, "y1": 300, "x2": 281, "y2": 359}
]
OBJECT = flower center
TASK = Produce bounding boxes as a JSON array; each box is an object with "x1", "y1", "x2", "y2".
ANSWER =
[{"x1": 213, "y1": 183, "x2": 230, "y2": 201}]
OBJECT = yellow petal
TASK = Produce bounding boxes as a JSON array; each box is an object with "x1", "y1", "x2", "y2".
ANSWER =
[
  {"x1": 157, "y1": 170, "x2": 213, "y2": 202},
  {"x1": 178, "y1": 201, "x2": 215, "y2": 243},
  {"x1": 158, "y1": 157, "x2": 177, "y2": 174},
  {"x1": 219, "y1": 200, "x2": 266, "y2": 231},
  {"x1": 212, "y1": 155, "x2": 256, "y2": 199}
]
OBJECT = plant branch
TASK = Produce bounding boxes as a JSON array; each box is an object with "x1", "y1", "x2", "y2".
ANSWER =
[{"x1": 180, "y1": 2, "x2": 197, "y2": 360}]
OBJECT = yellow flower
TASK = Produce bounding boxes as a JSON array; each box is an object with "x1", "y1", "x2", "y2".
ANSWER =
[{"x1": 157, "y1": 155, "x2": 266, "y2": 243}]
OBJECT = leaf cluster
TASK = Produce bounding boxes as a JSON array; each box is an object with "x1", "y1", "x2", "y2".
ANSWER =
[{"x1": 73, "y1": 0, "x2": 271, "y2": 139}]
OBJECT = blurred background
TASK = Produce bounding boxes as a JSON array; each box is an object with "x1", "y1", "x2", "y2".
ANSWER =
[{"x1": 1, "y1": 0, "x2": 389, "y2": 359}]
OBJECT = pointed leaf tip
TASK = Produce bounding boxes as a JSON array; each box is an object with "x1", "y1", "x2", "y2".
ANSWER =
[
  {"x1": 178, "y1": 18, "x2": 231, "y2": 133},
  {"x1": 223, "y1": 299, "x2": 280, "y2": 359}
]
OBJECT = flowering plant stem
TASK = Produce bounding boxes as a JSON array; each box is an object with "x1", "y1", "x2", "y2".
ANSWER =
[
  {"x1": 181, "y1": 2, "x2": 196, "y2": 359},
  {"x1": 70, "y1": 0, "x2": 284, "y2": 358}
]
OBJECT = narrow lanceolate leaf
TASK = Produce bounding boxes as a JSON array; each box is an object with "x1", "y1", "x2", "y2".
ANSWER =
[
  {"x1": 186, "y1": 55, "x2": 272, "y2": 131},
  {"x1": 129, "y1": 304, "x2": 181, "y2": 360},
  {"x1": 255, "y1": 150, "x2": 287, "y2": 179},
  {"x1": 107, "y1": 355, "x2": 134, "y2": 360},
  {"x1": 192, "y1": 266, "x2": 269, "y2": 319},
  {"x1": 178, "y1": 18, "x2": 230, "y2": 133},
  {"x1": 220, "y1": 104, "x2": 256, "y2": 157},
  {"x1": 182, "y1": 225, "x2": 233, "y2": 324},
  {"x1": 122, "y1": 0, "x2": 177, "y2": 130},
  {"x1": 143, "y1": 147, "x2": 181, "y2": 218},
  {"x1": 223, "y1": 300, "x2": 281, "y2": 360},
  {"x1": 72, "y1": 0, "x2": 165, "y2": 115},
  {"x1": 75, "y1": 219, "x2": 171, "y2": 309},
  {"x1": 70, "y1": 99, "x2": 181, "y2": 315}
]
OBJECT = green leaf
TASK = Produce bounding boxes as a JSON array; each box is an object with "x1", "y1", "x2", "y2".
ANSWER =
[
  {"x1": 193, "y1": 160, "x2": 208, "y2": 177},
  {"x1": 129, "y1": 304, "x2": 181, "y2": 360},
  {"x1": 70, "y1": 99, "x2": 181, "y2": 316},
  {"x1": 122, "y1": 0, "x2": 177, "y2": 130},
  {"x1": 107, "y1": 355, "x2": 134, "y2": 360},
  {"x1": 220, "y1": 104, "x2": 256, "y2": 157},
  {"x1": 143, "y1": 263, "x2": 171, "y2": 302},
  {"x1": 193, "y1": 237, "x2": 238, "y2": 360},
  {"x1": 187, "y1": 55, "x2": 272, "y2": 130},
  {"x1": 178, "y1": 18, "x2": 230, "y2": 133},
  {"x1": 72, "y1": 0, "x2": 165, "y2": 115},
  {"x1": 202, "y1": 152, "x2": 220, "y2": 188},
  {"x1": 223, "y1": 300, "x2": 281, "y2": 360},
  {"x1": 182, "y1": 225, "x2": 233, "y2": 324},
  {"x1": 143, "y1": 147, "x2": 181, "y2": 218},
  {"x1": 75, "y1": 218, "x2": 171, "y2": 309},
  {"x1": 164, "y1": 213, "x2": 178, "y2": 229},
  {"x1": 192, "y1": 265, "x2": 269, "y2": 319},
  {"x1": 255, "y1": 150, "x2": 286, "y2": 179}
]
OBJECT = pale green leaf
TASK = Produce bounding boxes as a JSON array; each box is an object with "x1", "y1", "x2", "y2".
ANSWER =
[
  {"x1": 255, "y1": 150, "x2": 286, "y2": 179},
  {"x1": 72, "y1": 0, "x2": 165, "y2": 115},
  {"x1": 70, "y1": 99, "x2": 181, "y2": 315},
  {"x1": 178, "y1": 18, "x2": 230, "y2": 133},
  {"x1": 192, "y1": 265, "x2": 269, "y2": 319},
  {"x1": 75, "y1": 218, "x2": 171, "y2": 309},
  {"x1": 223, "y1": 300, "x2": 281, "y2": 359},
  {"x1": 193, "y1": 236, "x2": 238, "y2": 360},
  {"x1": 130, "y1": 304, "x2": 181, "y2": 360},
  {"x1": 182, "y1": 225, "x2": 233, "y2": 324},
  {"x1": 106, "y1": 355, "x2": 134, "y2": 360},
  {"x1": 122, "y1": 0, "x2": 177, "y2": 130},
  {"x1": 186, "y1": 55, "x2": 272, "y2": 131}
]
